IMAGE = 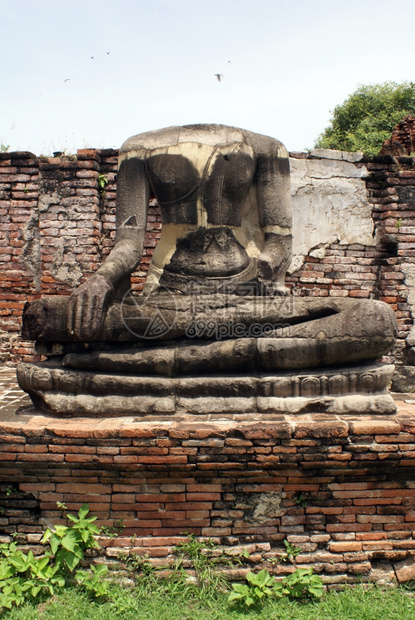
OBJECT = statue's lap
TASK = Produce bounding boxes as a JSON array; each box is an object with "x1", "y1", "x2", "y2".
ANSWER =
[{"x1": 18, "y1": 294, "x2": 398, "y2": 416}]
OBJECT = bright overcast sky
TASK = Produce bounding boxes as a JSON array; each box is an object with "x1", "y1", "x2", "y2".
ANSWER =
[{"x1": 1, "y1": 0, "x2": 415, "y2": 155}]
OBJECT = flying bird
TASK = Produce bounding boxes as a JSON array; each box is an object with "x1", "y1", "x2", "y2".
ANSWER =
[
  {"x1": 214, "y1": 73, "x2": 224, "y2": 82},
  {"x1": 90, "y1": 56, "x2": 94, "y2": 59},
  {"x1": 64, "y1": 78, "x2": 70, "y2": 83},
  {"x1": 106, "y1": 51, "x2": 110, "y2": 55}
]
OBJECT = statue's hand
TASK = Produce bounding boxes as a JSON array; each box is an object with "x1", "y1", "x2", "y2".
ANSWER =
[
  {"x1": 257, "y1": 250, "x2": 290, "y2": 296},
  {"x1": 67, "y1": 274, "x2": 114, "y2": 340}
]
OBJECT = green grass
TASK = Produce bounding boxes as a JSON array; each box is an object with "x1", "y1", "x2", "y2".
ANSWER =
[{"x1": 2, "y1": 583, "x2": 415, "y2": 620}]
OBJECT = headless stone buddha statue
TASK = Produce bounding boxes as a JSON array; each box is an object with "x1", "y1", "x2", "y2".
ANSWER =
[{"x1": 18, "y1": 124, "x2": 398, "y2": 415}]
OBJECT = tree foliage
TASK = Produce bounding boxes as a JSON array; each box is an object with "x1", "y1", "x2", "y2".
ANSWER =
[{"x1": 314, "y1": 81, "x2": 415, "y2": 156}]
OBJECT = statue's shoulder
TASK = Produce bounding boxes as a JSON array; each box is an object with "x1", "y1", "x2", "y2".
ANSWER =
[
  {"x1": 119, "y1": 124, "x2": 288, "y2": 158},
  {"x1": 120, "y1": 126, "x2": 182, "y2": 154},
  {"x1": 242, "y1": 129, "x2": 288, "y2": 159}
]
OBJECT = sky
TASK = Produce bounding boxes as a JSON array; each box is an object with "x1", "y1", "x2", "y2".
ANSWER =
[{"x1": 1, "y1": 0, "x2": 415, "y2": 155}]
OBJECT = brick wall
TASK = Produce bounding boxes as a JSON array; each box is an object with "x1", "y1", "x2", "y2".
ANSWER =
[
  {"x1": 0, "y1": 153, "x2": 40, "y2": 363},
  {"x1": 366, "y1": 157, "x2": 415, "y2": 371},
  {"x1": 1, "y1": 409, "x2": 415, "y2": 585},
  {"x1": 381, "y1": 115, "x2": 415, "y2": 156},
  {"x1": 1, "y1": 150, "x2": 415, "y2": 385}
]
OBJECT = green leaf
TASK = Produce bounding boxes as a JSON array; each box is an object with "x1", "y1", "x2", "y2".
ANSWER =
[
  {"x1": 273, "y1": 582, "x2": 284, "y2": 598},
  {"x1": 30, "y1": 585, "x2": 41, "y2": 597},
  {"x1": 245, "y1": 594, "x2": 255, "y2": 606},
  {"x1": 35, "y1": 555, "x2": 50, "y2": 572},
  {"x1": 49, "y1": 536, "x2": 60, "y2": 556},
  {"x1": 61, "y1": 534, "x2": 76, "y2": 553},
  {"x1": 0, "y1": 592, "x2": 14, "y2": 609},
  {"x1": 56, "y1": 548, "x2": 81, "y2": 571},
  {"x1": 309, "y1": 586, "x2": 323, "y2": 598},
  {"x1": 52, "y1": 575, "x2": 65, "y2": 588},
  {"x1": 92, "y1": 564, "x2": 108, "y2": 576},
  {"x1": 46, "y1": 583, "x2": 55, "y2": 596},
  {"x1": 27, "y1": 550, "x2": 35, "y2": 563},
  {"x1": 54, "y1": 525, "x2": 68, "y2": 536},
  {"x1": 74, "y1": 569, "x2": 88, "y2": 583},
  {"x1": 0, "y1": 562, "x2": 14, "y2": 580},
  {"x1": 79, "y1": 528, "x2": 91, "y2": 544},
  {"x1": 8, "y1": 555, "x2": 28, "y2": 573},
  {"x1": 20, "y1": 580, "x2": 34, "y2": 592},
  {"x1": 78, "y1": 503, "x2": 90, "y2": 520}
]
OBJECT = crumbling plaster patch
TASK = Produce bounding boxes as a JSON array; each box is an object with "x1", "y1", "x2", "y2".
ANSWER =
[
  {"x1": 50, "y1": 240, "x2": 83, "y2": 288},
  {"x1": 289, "y1": 154, "x2": 374, "y2": 274},
  {"x1": 250, "y1": 492, "x2": 285, "y2": 524},
  {"x1": 236, "y1": 492, "x2": 285, "y2": 525},
  {"x1": 21, "y1": 211, "x2": 41, "y2": 291},
  {"x1": 39, "y1": 185, "x2": 84, "y2": 287},
  {"x1": 401, "y1": 263, "x2": 415, "y2": 345},
  {"x1": 38, "y1": 190, "x2": 60, "y2": 213}
]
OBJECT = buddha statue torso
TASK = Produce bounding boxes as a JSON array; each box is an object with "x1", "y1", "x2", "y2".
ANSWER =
[{"x1": 117, "y1": 124, "x2": 287, "y2": 289}]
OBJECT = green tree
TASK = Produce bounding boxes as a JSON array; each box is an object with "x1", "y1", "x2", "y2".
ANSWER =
[{"x1": 314, "y1": 81, "x2": 415, "y2": 156}]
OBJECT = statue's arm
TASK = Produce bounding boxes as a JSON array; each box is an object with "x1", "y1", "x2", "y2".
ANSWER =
[
  {"x1": 67, "y1": 155, "x2": 149, "y2": 339},
  {"x1": 96, "y1": 156, "x2": 149, "y2": 284},
  {"x1": 253, "y1": 136, "x2": 292, "y2": 294}
]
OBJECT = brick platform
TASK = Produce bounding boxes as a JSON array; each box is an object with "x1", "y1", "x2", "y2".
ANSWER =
[{"x1": 1, "y1": 372, "x2": 415, "y2": 585}]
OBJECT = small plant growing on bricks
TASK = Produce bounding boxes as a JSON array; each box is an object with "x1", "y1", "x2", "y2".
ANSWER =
[
  {"x1": 173, "y1": 533, "x2": 229, "y2": 598},
  {"x1": 0, "y1": 503, "x2": 109, "y2": 613},
  {"x1": 115, "y1": 533, "x2": 231, "y2": 606},
  {"x1": 228, "y1": 568, "x2": 275, "y2": 607},
  {"x1": 228, "y1": 567, "x2": 323, "y2": 609},
  {"x1": 98, "y1": 173, "x2": 109, "y2": 195},
  {"x1": 280, "y1": 540, "x2": 302, "y2": 563},
  {"x1": 41, "y1": 502, "x2": 101, "y2": 571},
  {"x1": 275, "y1": 567, "x2": 324, "y2": 600}
]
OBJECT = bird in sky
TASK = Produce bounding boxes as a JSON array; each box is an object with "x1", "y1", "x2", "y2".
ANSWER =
[
  {"x1": 64, "y1": 78, "x2": 70, "y2": 83},
  {"x1": 214, "y1": 73, "x2": 224, "y2": 82}
]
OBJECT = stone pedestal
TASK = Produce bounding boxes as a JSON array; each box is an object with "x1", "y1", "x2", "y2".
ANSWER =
[{"x1": 17, "y1": 361, "x2": 396, "y2": 416}]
